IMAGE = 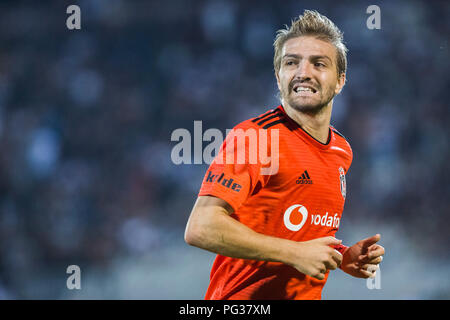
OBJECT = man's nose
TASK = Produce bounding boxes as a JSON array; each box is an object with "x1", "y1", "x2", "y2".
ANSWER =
[{"x1": 295, "y1": 61, "x2": 312, "y2": 81}]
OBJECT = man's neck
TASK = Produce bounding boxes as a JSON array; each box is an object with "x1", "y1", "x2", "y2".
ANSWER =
[{"x1": 283, "y1": 102, "x2": 333, "y2": 144}]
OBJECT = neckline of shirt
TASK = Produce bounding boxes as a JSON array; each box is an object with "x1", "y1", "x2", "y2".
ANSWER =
[{"x1": 277, "y1": 105, "x2": 334, "y2": 150}]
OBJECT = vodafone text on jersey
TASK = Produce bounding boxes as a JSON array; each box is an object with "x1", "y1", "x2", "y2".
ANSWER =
[{"x1": 283, "y1": 204, "x2": 340, "y2": 232}]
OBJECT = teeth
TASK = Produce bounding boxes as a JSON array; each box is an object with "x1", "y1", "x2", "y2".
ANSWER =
[{"x1": 295, "y1": 87, "x2": 313, "y2": 93}]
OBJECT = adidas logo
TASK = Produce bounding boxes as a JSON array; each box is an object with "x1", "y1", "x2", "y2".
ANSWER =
[{"x1": 296, "y1": 170, "x2": 313, "y2": 185}]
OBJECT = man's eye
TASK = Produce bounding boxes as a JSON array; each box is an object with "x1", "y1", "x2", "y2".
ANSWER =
[
  {"x1": 286, "y1": 61, "x2": 295, "y2": 66},
  {"x1": 315, "y1": 62, "x2": 325, "y2": 67}
]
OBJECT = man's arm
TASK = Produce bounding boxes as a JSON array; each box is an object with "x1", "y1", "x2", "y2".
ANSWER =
[{"x1": 185, "y1": 195, "x2": 343, "y2": 280}]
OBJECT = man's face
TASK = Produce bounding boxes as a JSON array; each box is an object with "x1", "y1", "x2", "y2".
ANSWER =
[{"x1": 276, "y1": 36, "x2": 345, "y2": 114}]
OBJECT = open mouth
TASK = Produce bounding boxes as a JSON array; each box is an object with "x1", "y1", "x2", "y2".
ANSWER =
[{"x1": 293, "y1": 85, "x2": 317, "y2": 94}]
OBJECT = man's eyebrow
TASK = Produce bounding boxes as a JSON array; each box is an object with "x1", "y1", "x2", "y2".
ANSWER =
[
  {"x1": 282, "y1": 54, "x2": 301, "y2": 59},
  {"x1": 282, "y1": 54, "x2": 333, "y2": 64},
  {"x1": 309, "y1": 55, "x2": 332, "y2": 63}
]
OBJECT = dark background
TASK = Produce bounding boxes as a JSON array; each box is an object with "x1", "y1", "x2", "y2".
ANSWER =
[{"x1": 0, "y1": 0, "x2": 448, "y2": 299}]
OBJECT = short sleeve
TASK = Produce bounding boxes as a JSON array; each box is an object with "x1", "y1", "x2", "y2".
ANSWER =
[{"x1": 198, "y1": 122, "x2": 271, "y2": 212}]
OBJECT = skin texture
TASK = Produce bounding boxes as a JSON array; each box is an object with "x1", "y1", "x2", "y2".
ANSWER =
[{"x1": 185, "y1": 36, "x2": 385, "y2": 281}]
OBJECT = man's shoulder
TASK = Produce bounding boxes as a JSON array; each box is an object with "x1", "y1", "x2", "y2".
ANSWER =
[
  {"x1": 232, "y1": 106, "x2": 287, "y2": 132},
  {"x1": 330, "y1": 124, "x2": 353, "y2": 159}
]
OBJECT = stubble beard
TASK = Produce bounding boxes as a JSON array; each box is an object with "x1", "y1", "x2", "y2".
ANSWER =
[{"x1": 283, "y1": 84, "x2": 336, "y2": 116}]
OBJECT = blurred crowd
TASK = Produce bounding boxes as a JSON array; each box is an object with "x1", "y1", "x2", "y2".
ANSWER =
[{"x1": 0, "y1": 0, "x2": 448, "y2": 298}]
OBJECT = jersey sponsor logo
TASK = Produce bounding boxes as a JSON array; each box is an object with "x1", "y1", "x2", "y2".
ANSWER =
[
  {"x1": 205, "y1": 171, "x2": 242, "y2": 192},
  {"x1": 339, "y1": 166, "x2": 346, "y2": 199},
  {"x1": 310, "y1": 212, "x2": 341, "y2": 228},
  {"x1": 283, "y1": 204, "x2": 308, "y2": 231},
  {"x1": 295, "y1": 170, "x2": 313, "y2": 185},
  {"x1": 283, "y1": 204, "x2": 340, "y2": 231}
]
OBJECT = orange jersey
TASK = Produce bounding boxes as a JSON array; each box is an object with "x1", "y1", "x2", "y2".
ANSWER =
[{"x1": 198, "y1": 105, "x2": 353, "y2": 300}]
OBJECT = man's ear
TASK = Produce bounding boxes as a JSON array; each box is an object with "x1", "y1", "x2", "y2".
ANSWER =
[{"x1": 335, "y1": 72, "x2": 346, "y2": 95}]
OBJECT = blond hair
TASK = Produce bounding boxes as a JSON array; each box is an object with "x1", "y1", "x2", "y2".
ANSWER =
[{"x1": 273, "y1": 10, "x2": 348, "y2": 76}]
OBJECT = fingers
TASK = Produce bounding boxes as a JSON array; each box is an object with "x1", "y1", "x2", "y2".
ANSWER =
[
  {"x1": 359, "y1": 268, "x2": 376, "y2": 278},
  {"x1": 358, "y1": 254, "x2": 383, "y2": 264},
  {"x1": 314, "y1": 273, "x2": 326, "y2": 280},
  {"x1": 367, "y1": 256, "x2": 382, "y2": 264},
  {"x1": 324, "y1": 258, "x2": 338, "y2": 271},
  {"x1": 360, "y1": 234, "x2": 381, "y2": 250},
  {"x1": 322, "y1": 248, "x2": 342, "y2": 271},
  {"x1": 315, "y1": 236, "x2": 342, "y2": 246},
  {"x1": 367, "y1": 245, "x2": 385, "y2": 259},
  {"x1": 360, "y1": 264, "x2": 378, "y2": 278},
  {"x1": 312, "y1": 267, "x2": 327, "y2": 280},
  {"x1": 303, "y1": 237, "x2": 345, "y2": 280},
  {"x1": 310, "y1": 258, "x2": 335, "y2": 280},
  {"x1": 331, "y1": 249, "x2": 343, "y2": 268},
  {"x1": 358, "y1": 245, "x2": 385, "y2": 264}
]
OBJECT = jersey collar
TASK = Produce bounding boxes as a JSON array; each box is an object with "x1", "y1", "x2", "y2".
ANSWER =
[{"x1": 277, "y1": 105, "x2": 334, "y2": 150}]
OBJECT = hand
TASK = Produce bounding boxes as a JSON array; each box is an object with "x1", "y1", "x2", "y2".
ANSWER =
[
  {"x1": 341, "y1": 234, "x2": 385, "y2": 278},
  {"x1": 290, "y1": 236, "x2": 343, "y2": 280}
]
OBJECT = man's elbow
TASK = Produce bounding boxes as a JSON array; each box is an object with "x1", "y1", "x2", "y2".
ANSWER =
[
  {"x1": 184, "y1": 226, "x2": 197, "y2": 246},
  {"x1": 185, "y1": 200, "x2": 227, "y2": 248},
  {"x1": 184, "y1": 221, "x2": 204, "y2": 247}
]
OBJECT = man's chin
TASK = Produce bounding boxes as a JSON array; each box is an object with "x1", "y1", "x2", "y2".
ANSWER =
[{"x1": 288, "y1": 100, "x2": 327, "y2": 115}]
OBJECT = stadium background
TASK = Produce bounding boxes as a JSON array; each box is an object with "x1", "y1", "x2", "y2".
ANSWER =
[{"x1": 0, "y1": 0, "x2": 448, "y2": 299}]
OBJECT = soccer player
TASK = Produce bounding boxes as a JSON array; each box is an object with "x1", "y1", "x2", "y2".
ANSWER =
[{"x1": 184, "y1": 10, "x2": 385, "y2": 300}]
